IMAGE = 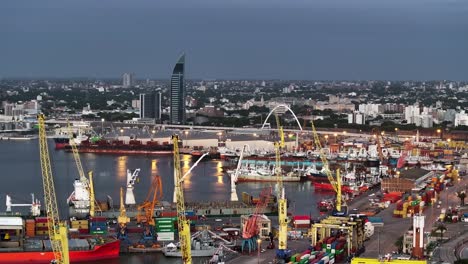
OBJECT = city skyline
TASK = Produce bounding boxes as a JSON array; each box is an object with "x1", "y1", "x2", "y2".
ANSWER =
[{"x1": 1, "y1": 0, "x2": 468, "y2": 80}]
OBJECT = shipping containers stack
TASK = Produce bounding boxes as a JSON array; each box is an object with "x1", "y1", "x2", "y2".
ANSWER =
[
  {"x1": 156, "y1": 217, "x2": 176, "y2": 241},
  {"x1": 25, "y1": 219, "x2": 35, "y2": 237},
  {"x1": 35, "y1": 217, "x2": 50, "y2": 236},
  {"x1": 23, "y1": 239, "x2": 43, "y2": 252},
  {"x1": 71, "y1": 219, "x2": 89, "y2": 234},
  {"x1": 293, "y1": 215, "x2": 311, "y2": 229},
  {"x1": 89, "y1": 217, "x2": 107, "y2": 235}
]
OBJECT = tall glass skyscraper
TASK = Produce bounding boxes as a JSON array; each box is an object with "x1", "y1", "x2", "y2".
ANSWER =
[{"x1": 170, "y1": 53, "x2": 185, "y2": 124}]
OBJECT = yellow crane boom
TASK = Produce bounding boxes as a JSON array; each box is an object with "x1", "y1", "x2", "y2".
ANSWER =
[
  {"x1": 274, "y1": 113, "x2": 289, "y2": 254},
  {"x1": 38, "y1": 114, "x2": 69, "y2": 264},
  {"x1": 172, "y1": 135, "x2": 192, "y2": 264},
  {"x1": 310, "y1": 120, "x2": 342, "y2": 212}
]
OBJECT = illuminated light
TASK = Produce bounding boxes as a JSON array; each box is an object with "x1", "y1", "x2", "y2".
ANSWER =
[
  {"x1": 120, "y1": 129, "x2": 124, "y2": 133},
  {"x1": 217, "y1": 175, "x2": 223, "y2": 184},
  {"x1": 447, "y1": 138, "x2": 451, "y2": 142},
  {"x1": 342, "y1": 131, "x2": 347, "y2": 135},
  {"x1": 217, "y1": 132, "x2": 222, "y2": 136},
  {"x1": 116, "y1": 156, "x2": 128, "y2": 179},
  {"x1": 324, "y1": 135, "x2": 329, "y2": 139},
  {"x1": 184, "y1": 131, "x2": 189, "y2": 135},
  {"x1": 437, "y1": 129, "x2": 441, "y2": 133},
  {"x1": 152, "y1": 130, "x2": 156, "y2": 134},
  {"x1": 333, "y1": 133, "x2": 338, "y2": 137},
  {"x1": 101, "y1": 118, "x2": 105, "y2": 122}
]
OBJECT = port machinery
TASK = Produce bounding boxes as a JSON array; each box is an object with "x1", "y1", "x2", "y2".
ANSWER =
[
  {"x1": 240, "y1": 187, "x2": 272, "y2": 254},
  {"x1": 38, "y1": 114, "x2": 70, "y2": 264},
  {"x1": 311, "y1": 118, "x2": 348, "y2": 216},
  {"x1": 136, "y1": 174, "x2": 163, "y2": 246},
  {"x1": 273, "y1": 114, "x2": 292, "y2": 260},
  {"x1": 172, "y1": 134, "x2": 192, "y2": 264}
]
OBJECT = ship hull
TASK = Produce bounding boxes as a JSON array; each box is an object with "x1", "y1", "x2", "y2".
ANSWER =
[
  {"x1": 65, "y1": 148, "x2": 172, "y2": 155},
  {"x1": 236, "y1": 175, "x2": 301, "y2": 182},
  {"x1": 313, "y1": 182, "x2": 354, "y2": 194},
  {"x1": 0, "y1": 240, "x2": 120, "y2": 264}
]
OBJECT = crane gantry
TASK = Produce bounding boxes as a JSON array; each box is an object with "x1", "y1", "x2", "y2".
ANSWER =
[
  {"x1": 172, "y1": 135, "x2": 192, "y2": 264},
  {"x1": 38, "y1": 114, "x2": 69, "y2": 264},
  {"x1": 310, "y1": 119, "x2": 346, "y2": 215}
]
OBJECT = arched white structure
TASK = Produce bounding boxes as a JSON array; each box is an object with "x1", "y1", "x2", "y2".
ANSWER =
[{"x1": 261, "y1": 104, "x2": 303, "y2": 131}]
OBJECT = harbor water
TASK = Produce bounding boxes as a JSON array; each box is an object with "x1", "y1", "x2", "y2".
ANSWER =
[{"x1": 0, "y1": 140, "x2": 332, "y2": 263}]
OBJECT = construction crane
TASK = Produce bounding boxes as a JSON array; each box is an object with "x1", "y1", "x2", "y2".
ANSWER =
[
  {"x1": 274, "y1": 117, "x2": 291, "y2": 260},
  {"x1": 310, "y1": 120, "x2": 346, "y2": 215},
  {"x1": 117, "y1": 187, "x2": 130, "y2": 240},
  {"x1": 38, "y1": 114, "x2": 69, "y2": 264},
  {"x1": 172, "y1": 135, "x2": 192, "y2": 264}
]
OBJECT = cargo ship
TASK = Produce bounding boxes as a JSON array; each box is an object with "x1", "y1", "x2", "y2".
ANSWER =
[
  {"x1": 230, "y1": 165, "x2": 302, "y2": 182},
  {"x1": 53, "y1": 136, "x2": 70, "y2": 149},
  {"x1": 0, "y1": 217, "x2": 120, "y2": 264},
  {"x1": 63, "y1": 139, "x2": 174, "y2": 155}
]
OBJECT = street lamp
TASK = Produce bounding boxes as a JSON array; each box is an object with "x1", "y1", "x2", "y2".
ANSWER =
[
  {"x1": 184, "y1": 130, "x2": 189, "y2": 147},
  {"x1": 257, "y1": 238, "x2": 262, "y2": 264},
  {"x1": 324, "y1": 135, "x2": 329, "y2": 145},
  {"x1": 101, "y1": 118, "x2": 105, "y2": 135}
]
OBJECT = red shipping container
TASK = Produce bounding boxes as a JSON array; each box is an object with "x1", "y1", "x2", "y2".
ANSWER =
[
  {"x1": 78, "y1": 229, "x2": 89, "y2": 234},
  {"x1": 35, "y1": 217, "x2": 50, "y2": 223},
  {"x1": 161, "y1": 211, "x2": 177, "y2": 217}
]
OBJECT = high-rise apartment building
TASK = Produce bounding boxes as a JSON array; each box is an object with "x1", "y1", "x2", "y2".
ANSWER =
[
  {"x1": 122, "y1": 73, "x2": 134, "y2": 88},
  {"x1": 170, "y1": 54, "x2": 185, "y2": 124},
  {"x1": 139, "y1": 92, "x2": 161, "y2": 120}
]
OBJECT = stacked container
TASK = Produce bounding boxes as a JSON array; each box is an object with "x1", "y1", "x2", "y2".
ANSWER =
[
  {"x1": 155, "y1": 217, "x2": 176, "y2": 241},
  {"x1": 35, "y1": 217, "x2": 50, "y2": 236},
  {"x1": 25, "y1": 219, "x2": 35, "y2": 237},
  {"x1": 71, "y1": 219, "x2": 89, "y2": 234},
  {"x1": 89, "y1": 217, "x2": 107, "y2": 235}
]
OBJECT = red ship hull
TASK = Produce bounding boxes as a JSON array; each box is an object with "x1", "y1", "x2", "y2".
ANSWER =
[
  {"x1": 65, "y1": 148, "x2": 172, "y2": 155},
  {"x1": 55, "y1": 143, "x2": 68, "y2": 149},
  {"x1": 313, "y1": 182, "x2": 353, "y2": 194},
  {"x1": 0, "y1": 240, "x2": 120, "y2": 264}
]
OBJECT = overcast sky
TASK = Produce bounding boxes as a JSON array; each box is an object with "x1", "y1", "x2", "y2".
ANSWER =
[{"x1": 1, "y1": 0, "x2": 468, "y2": 80}]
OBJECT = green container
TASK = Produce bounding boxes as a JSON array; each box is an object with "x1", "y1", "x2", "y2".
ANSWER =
[
  {"x1": 290, "y1": 253, "x2": 300, "y2": 262},
  {"x1": 90, "y1": 230, "x2": 107, "y2": 235}
]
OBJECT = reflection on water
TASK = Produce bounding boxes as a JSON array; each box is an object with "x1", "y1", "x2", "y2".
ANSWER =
[
  {"x1": 116, "y1": 156, "x2": 128, "y2": 179},
  {"x1": 181, "y1": 155, "x2": 191, "y2": 186},
  {"x1": 151, "y1": 159, "x2": 158, "y2": 176}
]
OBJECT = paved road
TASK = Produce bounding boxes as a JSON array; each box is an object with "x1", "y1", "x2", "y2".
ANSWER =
[{"x1": 361, "y1": 176, "x2": 468, "y2": 259}]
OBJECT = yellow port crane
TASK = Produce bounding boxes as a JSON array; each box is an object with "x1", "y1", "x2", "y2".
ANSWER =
[
  {"x1": 172, "y1": 135, "x2": 192, "y2": 264},
  {"x1": 38, "y1": 114, "x2": 70, "y2": 264},
  {"x1": 371, "y1": 127, "x2": 385, "y2": 162},
  {"x1": 274, "y1": 114, "x2": 291, "y2": 259},
  {"x1": 310, "y1": 120, "x2": 345, "y2": 215},
  {"x1": 67, "y1": 121, "x2": 101, "y2": 216},
  {"x1": 117, "y1": 187, "x2": 130, "y2": 227}
]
